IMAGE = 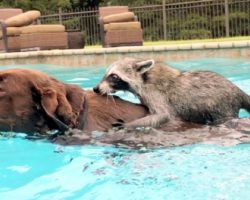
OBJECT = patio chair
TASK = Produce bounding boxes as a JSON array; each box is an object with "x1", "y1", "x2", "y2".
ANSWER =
[
  {"x1": 99, "y1": 6, "x2": 143, "y2": 47},
  {"x1": 0, "y1": 8, "x2": 23, "y2": 52},
  {"x1": 0, "y1": 8, "x2": 68, "y2": 52}
]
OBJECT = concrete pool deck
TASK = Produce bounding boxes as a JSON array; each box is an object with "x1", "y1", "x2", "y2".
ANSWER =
[{"x1": 0, "y1": 40, "x2": 249, "y2": 67}]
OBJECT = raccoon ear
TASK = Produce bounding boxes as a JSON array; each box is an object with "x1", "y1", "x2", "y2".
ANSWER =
[{"x1": 135, "y1": 59, "x2": 155, "y2": 74}]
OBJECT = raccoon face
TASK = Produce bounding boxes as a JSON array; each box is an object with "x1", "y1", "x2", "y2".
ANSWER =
[
  {"x1": 93, "y1": 73, "x2": 130, "y2": 95},
  {"x1": 93, "y1": 58, "x2": 155, "y2": 95}
]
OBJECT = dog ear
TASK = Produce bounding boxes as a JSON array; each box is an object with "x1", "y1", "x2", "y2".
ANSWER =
[
  {"x1": 40, "y1": 87, "x2": 59, "y2": 114},
  {"x1": 31, "y1": 83, "x2": 69, "y2": 132},
  {"x1": 0, "y1": 74, "x2": 8, "y2": 97},
  {"x1": 135, "y1": 59, "x2": 155, "y2": 74},
  {"x1": 65, "y1": 85, "x2": 87, "y2": 130}
]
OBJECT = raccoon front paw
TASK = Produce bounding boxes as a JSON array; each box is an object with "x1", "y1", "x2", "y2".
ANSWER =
[{"x1": 112, "y1": 119, "x2": 125, "y2": 130}]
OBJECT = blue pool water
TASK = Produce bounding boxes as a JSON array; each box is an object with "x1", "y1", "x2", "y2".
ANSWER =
[{"x1": 1, "y1": 58, "x2": 250, "y2": 200}]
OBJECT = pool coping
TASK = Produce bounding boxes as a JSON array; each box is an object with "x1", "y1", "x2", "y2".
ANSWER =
[
  {"x1": 0, "y1": 40, "x2": 249, "y2": 66},
  {"x1": 0, "y1": 40, "x2": 249, "y2": 59}
]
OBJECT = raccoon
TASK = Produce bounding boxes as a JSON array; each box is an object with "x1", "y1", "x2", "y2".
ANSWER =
[{"x1": 93, "y1": 57, "x2": 250, "y2": 128}]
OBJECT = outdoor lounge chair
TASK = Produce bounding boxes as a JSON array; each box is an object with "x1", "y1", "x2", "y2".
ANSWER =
[
  {"x1": 0, "y1": 8, "x2": 68, "y2": 52},
  {"x1": 0, "y1": 8, "x2": 23, "y2": 52},
  {"x1": 99, "y1": 6, "x2": 143, "y2": 47}
]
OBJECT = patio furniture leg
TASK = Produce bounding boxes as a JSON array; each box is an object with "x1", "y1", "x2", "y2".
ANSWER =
[{"x1": 0, "y1": 21, "x2": 8, "y2": 52}]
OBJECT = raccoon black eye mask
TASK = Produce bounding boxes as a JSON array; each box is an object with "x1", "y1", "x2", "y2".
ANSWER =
[
  {"x1": 93, "y1": 73, "x2": 130, "y2": 94},
  {"x1": 94, "y1": 57, "x2": 250, "y2": 128},
  {"x1": 107, "y1": 74, "x2": 130, "y2": 91}
]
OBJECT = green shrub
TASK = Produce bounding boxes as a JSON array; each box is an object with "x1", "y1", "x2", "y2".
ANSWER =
[{"x1": 180, "y1": 29, "x2": 212, "y2": 39}]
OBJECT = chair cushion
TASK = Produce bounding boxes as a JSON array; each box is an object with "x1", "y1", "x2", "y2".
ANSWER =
[
  {"x1": 99, "y1": 6, "x2": 129, "y2": 17},
  {"x1": 0, "y1": 9, "x2": 23, "y2": 20},
  {"x1": 21, "y1": 25, "x2": 65, "y2": 34},
  {"x1": 104, "y1": 22, "x2": 141, "y2": 31},
  {"x1": 0, "y1": 27, "x2": 21, "y2": 38},
  {"x1": 102, "y1": 12, "x2": 135, "y2": 24},
  {"x1": 5, "y1": 27, "x2": 21, "y2": 36},
  {"x1": 5, "y1": 10, "x2": 41, "y2": 27}
]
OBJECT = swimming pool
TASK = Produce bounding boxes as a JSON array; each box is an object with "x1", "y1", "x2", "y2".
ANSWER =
[{"x1": 1, "y1": 58, "x2": 250, "y2": 200}]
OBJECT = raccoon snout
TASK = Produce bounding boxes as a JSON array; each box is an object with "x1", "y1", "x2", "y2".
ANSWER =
[
  {"x1": 93, "y1": 86, "x2": 100, "y2": 94},
  {"x1": 94, "y1": 81, "x2": 113, "y2": 95}
]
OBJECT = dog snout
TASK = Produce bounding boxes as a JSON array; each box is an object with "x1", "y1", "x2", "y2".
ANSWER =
[{"x1": 93, "y1": 86, "x2": 100, "y2": 94}]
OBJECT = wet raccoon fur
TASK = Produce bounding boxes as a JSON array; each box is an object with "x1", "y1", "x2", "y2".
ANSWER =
[{"x1": 94, "y1": 57, "x2": 250, "y2": 128}]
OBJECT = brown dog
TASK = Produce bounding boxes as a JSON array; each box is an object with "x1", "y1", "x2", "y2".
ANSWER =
[
  {"x1": 0, "y1": 68, "x2": 147, "y2": 134},
  {"x1": 84, "y1": 91, "x2": 148, "y2": 132}
]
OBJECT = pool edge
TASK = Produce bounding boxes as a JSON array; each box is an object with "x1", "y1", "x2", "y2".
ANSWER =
[{"x1": 0, "y1": 40, "x2": 249, "y2": 67}]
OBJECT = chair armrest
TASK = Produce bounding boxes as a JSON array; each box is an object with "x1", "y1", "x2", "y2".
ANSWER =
[{"x1": 0, "y1": 20, "x2": 8, "y2": 52}]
